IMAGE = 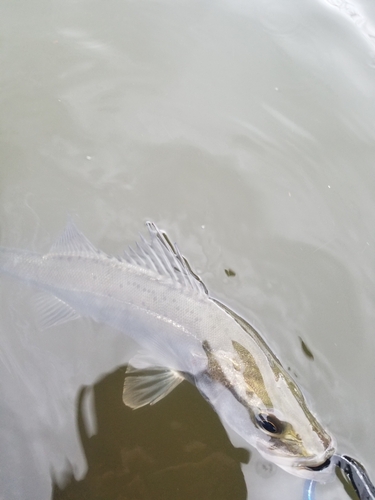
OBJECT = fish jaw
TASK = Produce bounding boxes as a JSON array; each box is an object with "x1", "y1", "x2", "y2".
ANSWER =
[{"x1": 256, "y1": 436, "x2": 336, "y2": 482}]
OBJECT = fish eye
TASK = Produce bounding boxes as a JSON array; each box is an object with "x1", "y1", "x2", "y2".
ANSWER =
[{"x1": 256, "y1": 413, "x2": 284, "y2": 435}]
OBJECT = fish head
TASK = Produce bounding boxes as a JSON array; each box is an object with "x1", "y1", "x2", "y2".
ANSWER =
[
  {"x1": 252, "y1": 402, "x2": 335, "y2": 481},
  {"x1": 231, "y1": 339, "x2": 336, "y2": 481},
  {"x1": 201, "y1": 337, "x2": 335, "y2": 482}
]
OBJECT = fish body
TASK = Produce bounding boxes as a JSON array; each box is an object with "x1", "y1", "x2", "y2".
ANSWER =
[{"x1": 0, "y1": 221, "x2": 335, "y2": 480}]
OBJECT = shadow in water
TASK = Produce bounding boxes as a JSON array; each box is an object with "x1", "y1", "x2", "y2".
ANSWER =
[{"x1": 51, "y1": 365, "x2": 249, "y2": 500}]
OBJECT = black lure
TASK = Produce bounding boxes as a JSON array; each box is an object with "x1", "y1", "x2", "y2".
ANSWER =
[{"x1": 333, "y1": 454, "x2": 375, "y2": 500}]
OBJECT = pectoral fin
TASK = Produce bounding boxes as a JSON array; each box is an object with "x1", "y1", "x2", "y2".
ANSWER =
[{"x1": 123, "y1": 364, "x2": 184, "y2": 410}]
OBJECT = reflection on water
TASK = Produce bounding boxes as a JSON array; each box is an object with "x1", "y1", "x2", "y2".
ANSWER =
[{"x1": 52, "y1": 365, "x2": 248, "y2": 500}]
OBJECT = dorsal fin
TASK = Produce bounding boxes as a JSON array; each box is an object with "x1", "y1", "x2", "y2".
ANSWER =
[
  {"x1": 49, "y1": 218, "x2": 101, "y2": 257},
  {"x1": 123, "y1": 222, "x2": 208, "y2": 295}
]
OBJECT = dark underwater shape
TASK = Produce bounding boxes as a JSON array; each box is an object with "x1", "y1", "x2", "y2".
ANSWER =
[{"x1": 51, "y1": 365, "x2": 248, "y2": 500}]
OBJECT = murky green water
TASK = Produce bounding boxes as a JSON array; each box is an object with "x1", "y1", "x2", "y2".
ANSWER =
[
  {"x1": 1, "y1": 0, "x2": 375, "y2": 498},
  {"x1": 52, "y1": 366, "x2": 248, "y2": 500}
]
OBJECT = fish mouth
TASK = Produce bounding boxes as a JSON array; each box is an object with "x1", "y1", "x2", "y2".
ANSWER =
[
  {"x1": 300, "y1": 443, "x2": 335, "y2": 470},
  {"x1": 279, "y1": 455, "x2": 335, "y2": 482},
  {"x1": 292, "y1": 446, "x2": 336, "y2": 482},
  {"x1": 306, "y1": 457, "x2": 332, "y2": 472},
  {"x1": 257, "y1": 441, "x2": 336, "y2": 481}
]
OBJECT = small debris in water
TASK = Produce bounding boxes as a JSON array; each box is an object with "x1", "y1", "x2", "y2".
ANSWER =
[
  {"x1": 299, "y1": 337, "x2": 314, "y2": 360},
  {"x1": 256, "y1": 460, "x2": 276, "y2": 478},
  {"x1": 224, "y1": 268, "x2": 236, "y2": 277}
]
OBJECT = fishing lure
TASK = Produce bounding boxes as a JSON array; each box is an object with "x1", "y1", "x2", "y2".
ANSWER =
[
  {"x1": 303, "y1": 455, "x2": 375, "y2": 500},
  {"x1": 333, "y1": 455, "x2": 375, "y2": 500}
]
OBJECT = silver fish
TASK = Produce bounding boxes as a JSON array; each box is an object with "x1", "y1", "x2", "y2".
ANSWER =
[{"x1": 0, "y1": 220, "x2": 335, "y2": 480}]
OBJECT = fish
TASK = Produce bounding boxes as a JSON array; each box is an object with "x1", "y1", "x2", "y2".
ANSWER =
[{"x1": 0, "y1": 220, "x2": 335, "y2": 481}]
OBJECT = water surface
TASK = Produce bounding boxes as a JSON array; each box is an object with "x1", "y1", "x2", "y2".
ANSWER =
[{"x1": 1, "y1": 0, "x2": 375, "y2": 498}]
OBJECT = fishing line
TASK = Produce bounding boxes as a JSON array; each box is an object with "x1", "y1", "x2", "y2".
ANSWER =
[
  {"x1": 303, "y1": 479, "x2": 316, "y2": 500},
  {"x1": 303, "y1": 455, "x2": 375, "y2": 500}
]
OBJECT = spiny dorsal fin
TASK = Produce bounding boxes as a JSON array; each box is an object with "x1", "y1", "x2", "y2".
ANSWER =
[
  {"x1": 49, "y1": 218, "x2": 101, "y2": 257},
  {"x1": 123, "y1": 222, "x2": 208, "y2": 295}
]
